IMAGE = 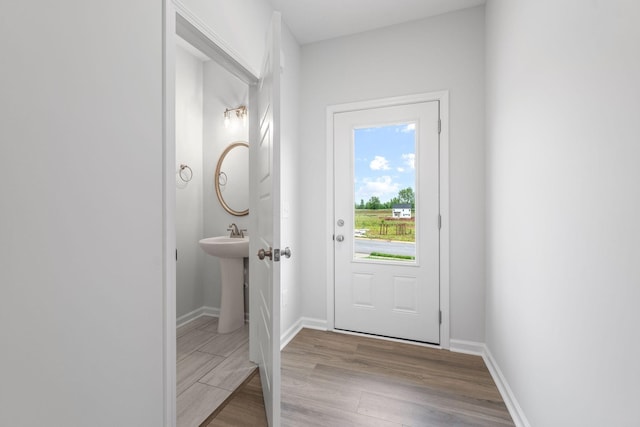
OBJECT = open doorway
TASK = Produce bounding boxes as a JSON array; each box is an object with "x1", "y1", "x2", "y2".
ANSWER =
[
  {"x1": 164, "y1": 6, "x2": 285, "y2": 425},
  {"x1": 164, "y1": 7, "x2": 262, "y2": 426},
  {"x1": 174, "y1": 33, "x2": 254, "y2": 426}
]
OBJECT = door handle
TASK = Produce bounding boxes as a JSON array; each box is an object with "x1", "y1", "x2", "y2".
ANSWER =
[
  {"x1": 281, "y1": 247, "x2": 292, "y2": 258},
  {"x1": 336, "y1": 235, "x2": 344, "y2": 242},
  {"x1": 257, "y1": 247, "x2": 272, "y2": 260},
  {"x1": 257, "y1": 247, "x2": 291, "y2": 261}
]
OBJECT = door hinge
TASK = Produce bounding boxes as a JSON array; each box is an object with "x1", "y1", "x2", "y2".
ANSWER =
[
  {"x1": 438, "y1": 214, "x2": 442, "y2": 230},
  {"x1": 439, "y1": 310, "x2": 442, "y2": 324},
  {"x1": 438, "y1": 118, "x2": 441, "y2": 134},
  {"x1": 176, "y1": 249, "x2": 178, "y2": 261}
]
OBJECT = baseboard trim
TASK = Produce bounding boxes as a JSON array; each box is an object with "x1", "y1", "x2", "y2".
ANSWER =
[
  {"x1": 280, "y1": 317, "x2": 328, "y2": 350},
  {"x1": 176, "y1": 306, "x2": 217, "y2": 328},
  {"x1": 280, "y1": 318, "x2": 303, "y2": 350},
  {"x1": 177, "y1": 306, "x2": 251, "y2": 328},
  {"x1": 300, "y1": 317, "x2": 328, "y2": 331},
  {"x1": 481, "y1": 346, "x2": 531, "y2": 427},
  {"x1": 449, "y1": 340, "x2": 530, "y2": 427},
  {"x1": 449, "y1": 339, "x2": 485, "y2": 356},
  {"x1": 202, "y1": 306, "x2": 220, "y2": 318}
]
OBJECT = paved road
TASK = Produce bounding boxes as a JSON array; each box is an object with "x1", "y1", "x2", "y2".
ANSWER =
[{"x1": 353, "y1": 238, "x2": 416, "y2": 257}]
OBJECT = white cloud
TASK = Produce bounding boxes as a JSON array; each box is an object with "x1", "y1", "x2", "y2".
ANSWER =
[
  {"x1": 355, "y1": 176, "x2": 400, "y2": 202},
  {"x1": 369, "y1": 155, "x2": 390, "y2": 171},
  {"x1": 402, "y1": 153, "x2": 415, "y2": 170},
  {"x1": 400, "y1": 123, "x2": 416, "y2": 133},
  {"x1": 397, "y1": 167, "x2": 405, "y2": 172}
]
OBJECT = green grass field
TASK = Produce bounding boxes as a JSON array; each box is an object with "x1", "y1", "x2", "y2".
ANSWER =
[{"x1": 354, "y1": 209, "x2": 415, "y2": 242}]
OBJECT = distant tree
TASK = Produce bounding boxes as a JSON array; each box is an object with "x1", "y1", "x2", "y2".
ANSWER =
[
  {"x1": 387, "y1": 196, "x2": 400, "y2": 208},
  {"x1": 366, "y1": 196, "x2": 381, "y2": 210},
  {"x1": 398, "y1": 187, "x2": 415, "y2": 208},
  {"x1": 358, "y1": 199, "x2": 365, "y2": 209}
]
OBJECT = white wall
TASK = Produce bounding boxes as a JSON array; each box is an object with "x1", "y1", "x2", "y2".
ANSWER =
[
  {"x1": 485, "y1": 1, "x2": 640, "y2": 426},
  {"x1": 280, "y1": 22, "x2": 302, "y2": 336},
  {"x1": 0, "y1": 2, "x2": 164, "y2": 426},
  {"x1": 202, "y1": 60, "x2": 250, "y2": 311},
  {"x1": 179, "y1": 0, "x2": 273, "y2": 75},
  {"x1": 175, "y1": 45, "x2": 205, "y2": 319},
  {"x1": 299, "y1": 7, "x2": 486, "y2": 342}
]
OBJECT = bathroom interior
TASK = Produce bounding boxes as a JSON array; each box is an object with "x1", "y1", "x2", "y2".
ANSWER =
[{"x1": 174, "y1": 34, "x2": 254, "y2": 425}]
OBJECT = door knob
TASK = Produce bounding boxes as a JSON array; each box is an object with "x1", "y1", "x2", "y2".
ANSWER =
[
  {"x1": 282, "y1": 247, "x2": 292, "y2": 258},
  {"x1": 257, "y1": 248, "x2": 272, "y2": 260},
  {"x1": 336, "y1": 235, "x2": 344, "y2": 242}
]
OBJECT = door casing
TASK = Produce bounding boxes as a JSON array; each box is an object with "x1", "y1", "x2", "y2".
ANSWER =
[
  {"x1": 163, "y1": 2, "x2": 260, "y2": 425},
  {"x1": 325, "y1": 91, "x2": 450, "y2": 349}
]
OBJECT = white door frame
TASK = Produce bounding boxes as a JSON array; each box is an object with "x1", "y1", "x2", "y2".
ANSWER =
[
  {"x1": 325, "y1": 91, "x2": 450, "y2": 349},
  {"x1": 162, "y1": 1, "x2": 259, "y2": 425}
]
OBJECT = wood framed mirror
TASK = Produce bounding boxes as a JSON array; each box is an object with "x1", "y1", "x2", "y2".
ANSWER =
[{"x1": 215, "y1": 141, "x2": 249, "y2": 216}]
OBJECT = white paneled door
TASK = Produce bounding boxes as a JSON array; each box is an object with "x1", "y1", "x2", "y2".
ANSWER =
[
  {"x1": 334, "y1": 101, "x2": 441, "y2": 344},
  {"x1": 250, "y1": 12, "x2": 281, "y2": 427}
]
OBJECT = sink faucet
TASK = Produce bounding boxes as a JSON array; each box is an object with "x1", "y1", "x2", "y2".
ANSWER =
[{"x1": 227, "y1": 223, "x2": 245, "y2": 238}]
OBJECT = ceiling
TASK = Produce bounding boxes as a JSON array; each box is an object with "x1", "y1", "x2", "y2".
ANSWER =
[{"x1": 268, "y1": 0, "x2": 486, "y2": 45}]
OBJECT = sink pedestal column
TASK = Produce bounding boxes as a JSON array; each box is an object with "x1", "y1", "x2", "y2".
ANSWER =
[{"x1": 217, "y1": 257, "x2": 245, "y2": 334}]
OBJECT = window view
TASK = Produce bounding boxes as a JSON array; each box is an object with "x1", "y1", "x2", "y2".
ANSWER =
[{"x1": 353, "y1": 123, "x2": 417, "y2": 262}]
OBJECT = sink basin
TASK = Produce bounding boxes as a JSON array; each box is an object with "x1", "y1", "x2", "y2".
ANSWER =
[{"x1": 199, "y1": 236, "x2": 249, "y2": 259}]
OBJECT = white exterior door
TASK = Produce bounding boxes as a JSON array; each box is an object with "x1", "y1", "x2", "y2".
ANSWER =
[
  {"x1": 334, "y1": 101, "x2": 441, "y2": 344},
  {"x1": 249, "y1": 12, "x2": 281, "y2": 426}
]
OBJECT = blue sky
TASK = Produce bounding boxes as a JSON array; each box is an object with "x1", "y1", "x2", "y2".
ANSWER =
[{"x1": 354, "y1": 123, "x2": 416, "y2": 204}]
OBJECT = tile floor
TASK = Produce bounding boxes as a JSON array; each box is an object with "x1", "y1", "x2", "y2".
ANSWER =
[{"x1": 176, "y1": 316, "x2": 256, "y2": 427}]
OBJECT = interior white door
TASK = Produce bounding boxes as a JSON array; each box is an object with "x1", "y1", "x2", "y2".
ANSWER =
[
  {"x1": 249, "y1": 12, "x2": 281, "y2": 427},
  {"x1": 334, "y1": 101, "x2": 441, "y2": 343}
]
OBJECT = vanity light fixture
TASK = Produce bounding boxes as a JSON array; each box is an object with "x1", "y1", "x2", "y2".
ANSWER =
[{"x1": 223, "y1": 106, "x2": 247, "y2": 128}]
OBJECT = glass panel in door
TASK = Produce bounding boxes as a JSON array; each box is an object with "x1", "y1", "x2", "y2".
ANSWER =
[{"x1": 353, "y1": 123, "x2": 416, "y2": 263}]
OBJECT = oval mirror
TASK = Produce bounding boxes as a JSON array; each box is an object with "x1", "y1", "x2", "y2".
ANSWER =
[{"x1": 215, "y1": 141, "x2": 249, "y2": 216}]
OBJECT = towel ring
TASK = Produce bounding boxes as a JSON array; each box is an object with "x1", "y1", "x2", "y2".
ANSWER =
[
  {"x1": 218, "y1": 171, "x2": 228, "y2": 186},
  {"x1": 179, "y1": 164, "x2": 193, "y2": 182}
]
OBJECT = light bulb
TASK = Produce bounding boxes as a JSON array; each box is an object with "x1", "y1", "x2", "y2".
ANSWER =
[{"x1": 224, "y1": 113, "x2": 230, "y2": 128}]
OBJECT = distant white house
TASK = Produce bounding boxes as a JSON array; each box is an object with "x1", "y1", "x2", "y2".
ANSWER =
[{"x1": 392, "y1": 203, "x2": 412, "y2": 218}]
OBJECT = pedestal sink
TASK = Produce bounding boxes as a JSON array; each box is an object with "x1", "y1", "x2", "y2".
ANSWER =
[{"x1": 199, "y1": 236, "x2": 249, "y2": 334}]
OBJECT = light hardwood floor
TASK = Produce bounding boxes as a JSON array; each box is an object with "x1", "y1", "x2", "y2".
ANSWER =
[
  {"x1": 209, "y1": 328, "x2": 514, "y2": 427},
  {"x1": 206, "y1": 372, "x2": 268, "y2": 427},
  {"x1": 176, "y1": 316, "x2": 256, "y2": 427}
]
